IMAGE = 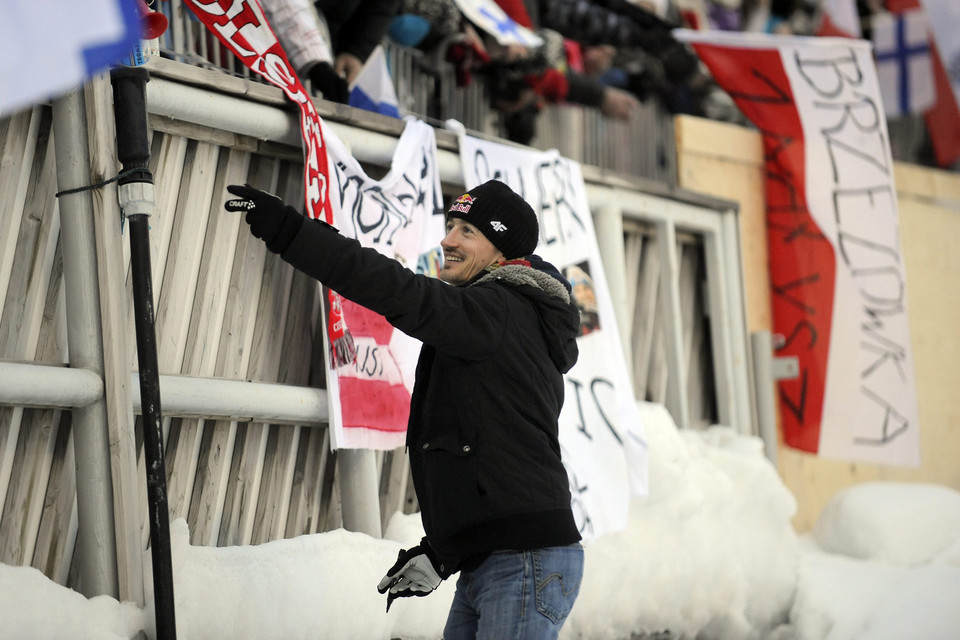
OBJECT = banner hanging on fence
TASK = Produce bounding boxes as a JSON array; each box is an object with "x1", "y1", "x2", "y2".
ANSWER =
[
  {"x1": 322, "y1": 118, "x2": 445, "y2": 450},
  {"x1": 675, "y1": 29, "x2": 920, "y2": 466},
  {"x1": 458, "y1": 134, "x2": 648, "y2": 540}
]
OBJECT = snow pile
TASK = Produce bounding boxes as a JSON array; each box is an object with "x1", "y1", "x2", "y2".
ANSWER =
[
  {"x1": 562, "y1": 402, "x2": 799, "y2": 640},
  {"x1": 812, "y1": 482, "x2": 960, "y2": 565},
  {"x1": 0, "y1": 563, "x2": 144, "y2": 639},
  {"x1": 785, "y1": 482, "x2": 960, "y2": 640},
  {"x1": 162, "y1": 521, "x2": 402, "y2": 640}
]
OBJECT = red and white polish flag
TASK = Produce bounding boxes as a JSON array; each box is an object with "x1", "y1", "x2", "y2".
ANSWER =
[{"x1": 675, "y1": 30, "x2": 919, "y2": 465}]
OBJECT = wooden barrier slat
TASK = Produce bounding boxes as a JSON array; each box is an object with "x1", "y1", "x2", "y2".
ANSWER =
[
  {"x1": 153, "y1": 139, "x2": 221, "y2": 529},
  {"x1": 0, "y1": 108, "x2": 41, "y2": 325},
  {"x1": 185, "y1": 148, "x2": 252, "y2": 545},
  {"x1": 279, "y1": 271, "x2": 323, "y2": 538},
  {"x1": 32, "y1": 413, "x2": 76, "y2": 580},
  {"x1": 631, "y1": 236, "x2": 661, "y2": 402},
  {"x1": 253, "y1": 213, "x2": 316, "y2": 542},
  {"x1": 154, "y1": 139, "x2": 219, "y2": 373},
  {"x1": 220, "y1": 158, "x2": 292, "y2": 545},
  {"x1": 167, "y1": 146, "x2": 242, "y2": 529}
]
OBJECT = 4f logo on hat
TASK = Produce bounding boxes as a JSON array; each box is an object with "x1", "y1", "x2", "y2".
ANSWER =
[
  {"x1": 449, "y1": 193, "x2": 474, "y2": 215},
  {"x1": 490, "y1": 220, "x2": 507, "y2": 233}
]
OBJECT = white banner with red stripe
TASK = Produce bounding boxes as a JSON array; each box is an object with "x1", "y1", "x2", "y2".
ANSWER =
[
  {"x1": 321, "y1": 119, "x2": 445, "y2": 450},
  {"x1": 675, "y1": 30, "x2": 919, "y2": 465}
]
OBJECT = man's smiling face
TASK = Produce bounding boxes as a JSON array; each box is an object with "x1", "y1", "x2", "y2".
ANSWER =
[{"x1": 439, "y1": 218, "x2": 504, "y2": 285}]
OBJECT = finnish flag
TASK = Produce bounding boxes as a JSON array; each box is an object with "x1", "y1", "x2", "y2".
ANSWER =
[{"x1": 872, "y1": 9, "x2": 935, "y2": 118}]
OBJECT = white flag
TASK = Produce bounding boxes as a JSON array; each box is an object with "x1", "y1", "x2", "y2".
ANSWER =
[
  {"x1": 0, "y1": 0, "x2": 142, "y2": 114},
  {"x1": 348, "y1": 45, "x2": 400, "y2": 119}
]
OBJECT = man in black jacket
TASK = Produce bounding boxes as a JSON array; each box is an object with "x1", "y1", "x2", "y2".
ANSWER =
[{"x1": 225, "y1": 179, "x2": 583, "y2": 639}]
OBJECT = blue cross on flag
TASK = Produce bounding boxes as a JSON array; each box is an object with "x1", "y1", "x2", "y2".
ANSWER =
[
  {"x1": 0, "y1": 0, "x2": 142, "y2": 115},
  {"x1": 872, "y1": 9, "x2": 936, "y2": 118}
]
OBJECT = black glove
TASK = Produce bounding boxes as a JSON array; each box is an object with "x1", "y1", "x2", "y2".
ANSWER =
[
  {"x1": 377, "y1": 539, "x2": 449, "y2": 612},
  {"x1": 307, "y1": 61, "x2": 350, "y2": 104},
  {"x1": 224, "y1": 184, "x2": 304, "y2": 254}
]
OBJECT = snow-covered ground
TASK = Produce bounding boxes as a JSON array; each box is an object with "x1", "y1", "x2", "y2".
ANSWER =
[{"x1": 2, "y1": 402, "x2": 959, "y2": 639}]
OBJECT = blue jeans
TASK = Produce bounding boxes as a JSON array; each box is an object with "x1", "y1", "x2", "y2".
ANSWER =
[{"x1": 443, "y1": 544, "x2": 584, "y2": 640}]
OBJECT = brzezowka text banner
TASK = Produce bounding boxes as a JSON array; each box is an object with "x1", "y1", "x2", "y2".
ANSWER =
[
  {"x1": 675, "y1": 30, "x2": 919, "y2": 466},
  {"x1": 459, "y1": 135, "x2": 649, "y2": 540}
]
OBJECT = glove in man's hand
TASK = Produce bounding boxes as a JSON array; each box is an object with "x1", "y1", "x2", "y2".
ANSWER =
[
  {"x1": 308, "y1": 61, "x2": 350, "y2": 104},
  {"x1": 224, "y1": 184, "x2": 303, "y2": 254},
  {"x1": 377, "y1": 542, "x2": 444, "y2": 612}
]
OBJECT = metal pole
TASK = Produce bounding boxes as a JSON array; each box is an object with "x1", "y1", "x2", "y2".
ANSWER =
[
  {"x1": 751, "y1": 331, "x2": 779, "y2": 467},
  {"x1": 337, "y1": 449, "x2": 383, "y2": 538},
  {"x1": 0, "y1": 363, "x2": 328, "y2": 426},
  {"x1": 51, "y1": 88, "x2": 120, "y2": 599},
  {"x1": 593, "y1": 201, "x2": 633, "y2": 380},
  {"x1": 0, "y1": 361, "x2": 103, "y2": 408},
  {"x1": 111, "y1": 66, "x2": 177, "y2": 639}
]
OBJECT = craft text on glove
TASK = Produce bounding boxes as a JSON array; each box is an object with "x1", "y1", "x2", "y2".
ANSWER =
[{"x1": 224, "y1": 184, "x2": 304, "y2": 254}]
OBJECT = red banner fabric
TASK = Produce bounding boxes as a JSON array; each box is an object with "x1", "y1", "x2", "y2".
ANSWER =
[{"x1": 688, "y1": 41, "x2": 835, "y2": 453}]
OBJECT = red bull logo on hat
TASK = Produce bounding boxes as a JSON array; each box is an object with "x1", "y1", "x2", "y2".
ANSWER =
[{"x1": 449, "y1": 192, "x2": 476, "y2": 215}]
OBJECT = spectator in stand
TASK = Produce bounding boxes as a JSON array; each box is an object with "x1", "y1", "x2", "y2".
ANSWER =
[
  {"x1": 743, "y1": 0, "x2": 818, "y2": 34},
  {"x1": 521, "y1": 0, "x2": 743, "y2": 123},
  {"x1": 482, "y1": 0, "x2": 640, "y2": 143},
  {"x1": 387, "y1": 0, "x2": 639, "y2": 144},
  {"x1": 261, "y1": 0, "x2": 400, "y2": 103},
  {"x1": 388, "y1": 0, "x2": 494, "y2": 88}
]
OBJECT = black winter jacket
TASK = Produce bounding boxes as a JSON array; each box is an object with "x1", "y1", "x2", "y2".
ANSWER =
[{"x1": 282, "y1": 218, "x2": 582, "y2": 571}]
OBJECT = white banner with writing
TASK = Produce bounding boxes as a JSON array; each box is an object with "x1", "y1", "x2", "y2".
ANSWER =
[
  {"x1": 321, "y1": 118, "x2": 446, "y2": 449},
  {"x1": 459, "y1": 135, "x2": 648, "y2": 540},
  {"x1": 676, "y1": 30, "x2": 920, "y2": 466}
]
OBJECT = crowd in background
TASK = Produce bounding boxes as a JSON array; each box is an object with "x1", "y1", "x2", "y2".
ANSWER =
[{"x1": 257, "y1": 0, "x2": 934, "y2": 154}]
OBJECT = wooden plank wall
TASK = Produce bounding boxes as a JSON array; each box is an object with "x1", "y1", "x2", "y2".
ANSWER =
[{"x1": 0, "y1": 102, "x2": 412, "y2": 589}]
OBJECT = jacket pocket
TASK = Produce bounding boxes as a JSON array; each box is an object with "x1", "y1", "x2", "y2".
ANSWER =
[{"x1": 418, "y1": 431, "x2": 486, "y2": 535}]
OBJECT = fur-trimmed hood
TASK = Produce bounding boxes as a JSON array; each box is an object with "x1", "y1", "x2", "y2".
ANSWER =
[
  {"x1": 469, "y1": 254, "x2": 579, "y2": 373},
  {"x1": 473, "y1": 261, "x2": 571, "y2": 304}
]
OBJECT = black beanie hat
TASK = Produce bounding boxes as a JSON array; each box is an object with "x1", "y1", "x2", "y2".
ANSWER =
[{"x1": 446, "y1": 180, "x2": 539, "y2": 259}]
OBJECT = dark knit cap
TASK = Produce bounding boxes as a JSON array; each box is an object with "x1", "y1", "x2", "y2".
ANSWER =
[{"x1": 446, "y1": 180, "x2": 539, "y2": 259}]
